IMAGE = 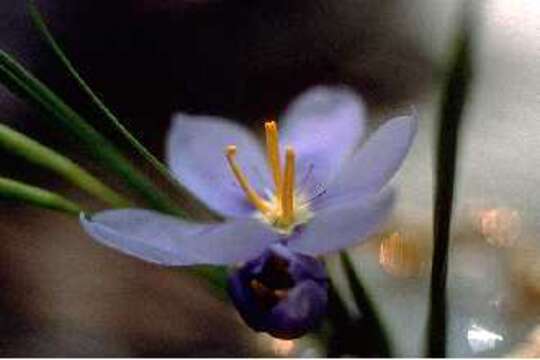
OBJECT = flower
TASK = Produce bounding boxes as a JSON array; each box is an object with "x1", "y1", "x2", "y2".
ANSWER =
[
  {"x1": 228, "y1": 243, "x2": 328, "y2": 339},
  {"x1": 80, "y1": 86, "x2": 416, "y2": 337},
  {"x1": 81, "y1": 86, "x2": 416, "y2": 266}
]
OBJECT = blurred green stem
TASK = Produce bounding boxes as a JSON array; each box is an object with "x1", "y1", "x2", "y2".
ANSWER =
[
  {"x1": 0, "y1": 176, "x2": 82, "y2": 215},
  {"x1": 0, "y1": 122, "x2": 129, "y2": 207},
  {"x1": 0, "y1": 50, "x2": 184, "y2": 216},
  {"x1": 427, "y1": 9, "x2": 474, "y2": 358}
]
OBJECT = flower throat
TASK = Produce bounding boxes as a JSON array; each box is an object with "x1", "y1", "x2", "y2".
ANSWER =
[{"x1": 225, "y1": 121, "x2": 312, "y2": 234}]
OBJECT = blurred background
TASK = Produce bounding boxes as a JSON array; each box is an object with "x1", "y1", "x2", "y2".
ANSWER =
[{"x1": 0, "y1": 0, "x2": 538, "y2": 356}]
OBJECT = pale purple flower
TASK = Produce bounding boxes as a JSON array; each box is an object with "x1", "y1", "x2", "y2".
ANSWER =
[
  {"x1": 80, "y1": 86, "x2": 417, "y2": 267},
  {"x1": 81, "y1": 86, "x2": 416, "y2": 339}
]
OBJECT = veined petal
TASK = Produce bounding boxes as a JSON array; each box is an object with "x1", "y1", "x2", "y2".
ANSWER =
[
  {"x1": 314, "y1": 114, "x2": 417, "y2": 209},
  {"x1": 288, "y1": 190, "x2": 395, "y2": 256},
  {"x1": 80, "y1": 209, "x2": 276, "y2": 266},
  {"x1": 166, "y1": 114, "x2": 271, "y2": 218},
  {"x1": 280, "y1": 86, "x2": 366, "y2": 197}
]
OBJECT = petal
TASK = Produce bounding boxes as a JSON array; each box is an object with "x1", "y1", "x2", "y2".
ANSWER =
[
  {"x1": 315, "y1": 114, "x2": 417, "y2": 209},
  {"x1": 269, "y1": 243, "x2": 328, "y2": 282},
  {"x1": 265, "y1": 280, "x2": 328, "y2": 339},
  {"x1": 166, "y1": 113, "x2": 270, "y2": 218},
  {"x1": 288, "y1": 190, "x2": 395, "y2": 256},
  {"x1": 80, "y1": 209, "x2": 277, "y2": 266},
  {"x1": 280, "y1": 86, "x2": 366, "y2": 196},
  {"x1": 227, "y1": 246, "x2": 328, "y2": 339}
]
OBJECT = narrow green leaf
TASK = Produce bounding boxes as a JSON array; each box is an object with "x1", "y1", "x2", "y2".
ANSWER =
[
  {"x1": 27, "y1": 1, "x2": 218, "y2": 221},
  {"x1": 426, "y1": 9, "x2": 475, "y2": 358},
  {"x1": 0, "y1": 122, "x2": 129, "y2": 207},
  {"x1": 0, "y1": 176, "x2": 82, "y2": 215},
  {"x1": 0, "y1": 50, "x2": 184, "y2": 216}
]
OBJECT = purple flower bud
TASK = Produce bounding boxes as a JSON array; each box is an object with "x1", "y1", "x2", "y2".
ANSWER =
[{"x1": 227, "y1": 243, "x2": 328, "y2": 339}]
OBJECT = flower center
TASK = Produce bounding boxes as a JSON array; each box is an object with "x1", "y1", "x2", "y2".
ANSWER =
[{"x1": 225, "y1": 120, "x2": 312, "y2": 234}]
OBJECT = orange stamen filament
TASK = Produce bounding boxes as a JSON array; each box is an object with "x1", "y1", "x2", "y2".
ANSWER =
[
  {"x1": 280, "y1": 147, "x2": 296, "y2": 226},
  {"x1": 265, "y1": 121, "x2": 282, "y2": 198},
  {"x1": 225, "y1": 122, "x2": 307, "y2": 232},
  {"x1": 226, "y1": 145, "x2": 271, "y2": 214}
]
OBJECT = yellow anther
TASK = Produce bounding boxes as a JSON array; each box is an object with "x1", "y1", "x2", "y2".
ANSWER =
[
  {"x1": 280, "y1": 147, "x2": 296, "y2": 226},
  {"x1": 226, "y1": 145, "x2": 271, "y2": 214},
  {"x1": 265, "y1": 120, "x2": 282, "y2": 198}
]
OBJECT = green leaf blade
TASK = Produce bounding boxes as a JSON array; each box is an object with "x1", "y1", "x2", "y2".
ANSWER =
[
  {"x1": 0, "y1": 50, "x2": 184, "y2": 216},
  {"x1": 0, "y1": 122, "x2": 130, "y2": 207},
  {"x1": 27, "y1": 1, "x2": 218, "y2": 221},
  {"x1": 0, "y1": 176, "x2": 82, "y2": 215}
]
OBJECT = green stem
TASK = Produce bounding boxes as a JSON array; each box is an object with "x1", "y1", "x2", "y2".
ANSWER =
[
  {"x1": 0, "y1": 176, "x2": 82, "y2": 215},
  {"x1": 324, "y1": 253, "x2": 392, "y2": 356},
  {"x1": 27, "y1": 1, "x2": 218, "y2": 220},
  {"x1": 340, "y1": 252, "x2": 392, "y2": 356},
  {"x1": 0, "y1": 122, "x2": 129, "y2": 207},
  {"x1": 427, "y1": 9, "x2": 474, "y2": 358},
  {"x1": 0, "y1": 50, "x2": 184, "y2": 216}
]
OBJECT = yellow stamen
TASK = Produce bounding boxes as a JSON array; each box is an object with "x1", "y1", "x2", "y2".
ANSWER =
[
  {"x1": 281, "y1": 147, "x2": 296, "y2": 225},
  {"x1": 265, "y1": 120, "x2": 282, "y2": 198},
  {"x1": 226, "y1": 145, "x2": 271, "y2": 214}
]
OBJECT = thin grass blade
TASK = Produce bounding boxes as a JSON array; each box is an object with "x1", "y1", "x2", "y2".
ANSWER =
[
  {"x1": 0, "y1": 50, "x2": 184, "y2": 216},
  {"x1": 0, "y1": 122, "x2": 130, "y2": 207},
  {"x1": 27, "y1": 1, "x2": 217, "y2": 220},
  {"x1": 0, "y1": 176, "x2": 82, "y2": 215}
]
